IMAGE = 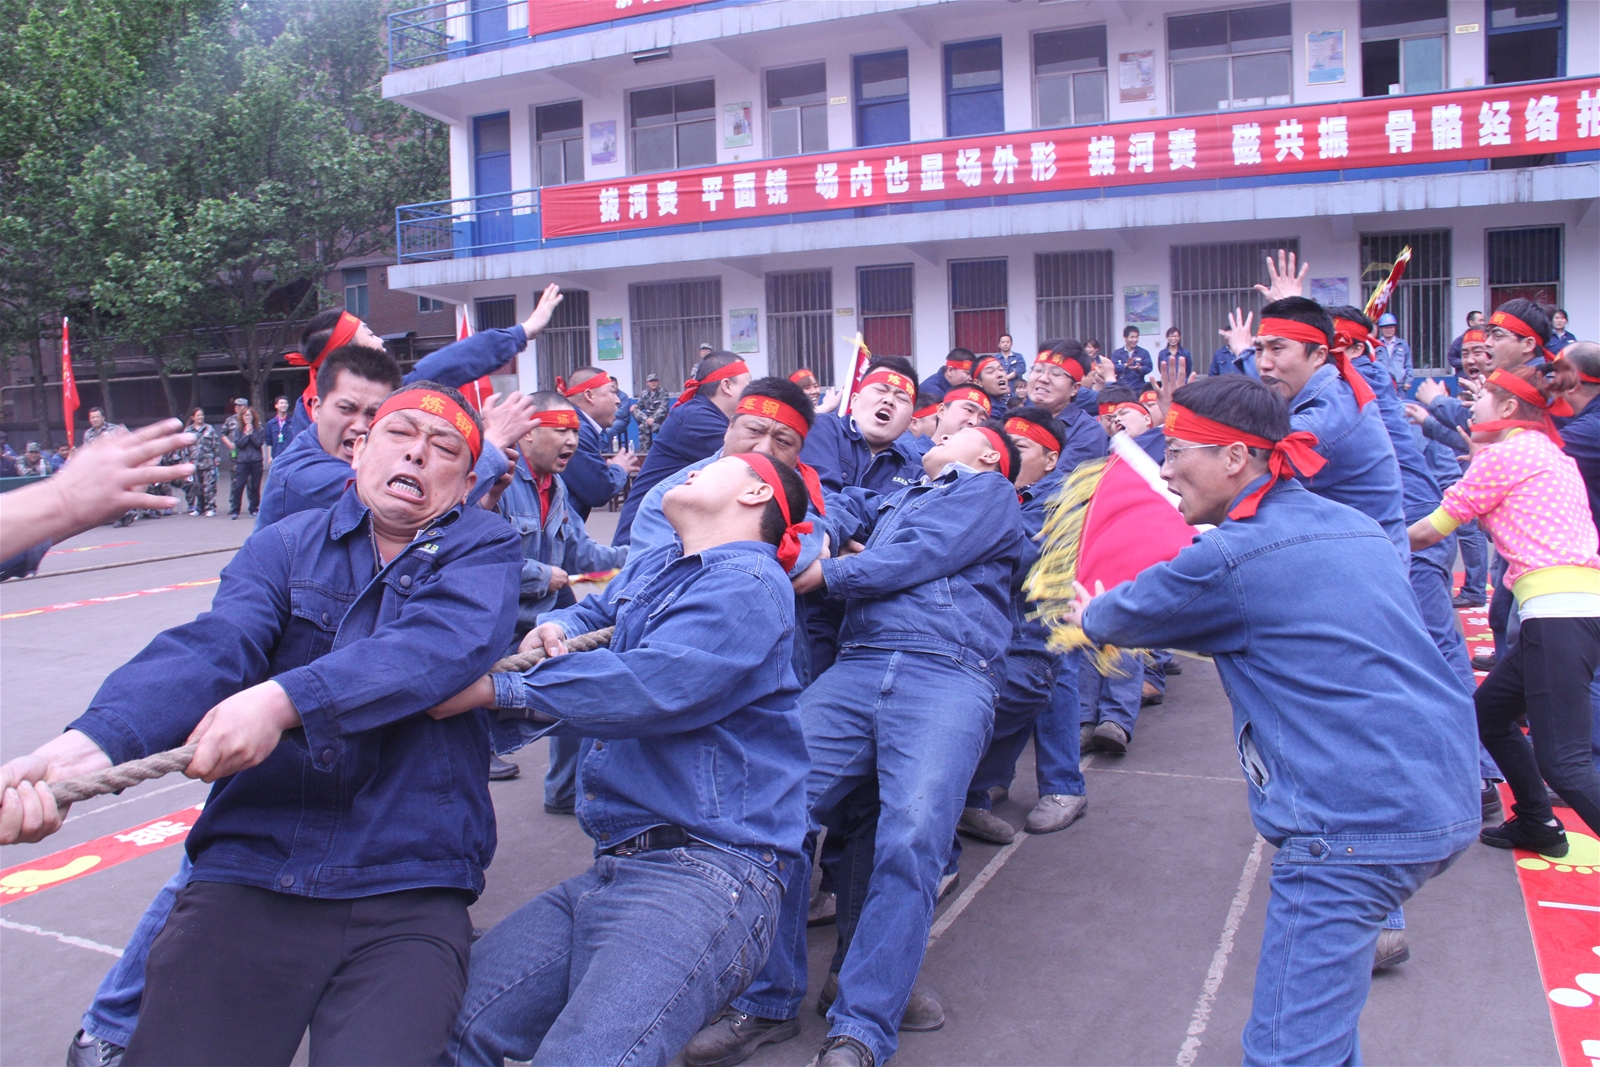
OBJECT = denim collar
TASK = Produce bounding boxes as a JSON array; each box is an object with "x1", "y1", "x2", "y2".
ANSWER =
[
  {"x1": 327, "y1": 485, "x2": 464, "y2": 543},
  {"x1": 1289, "y1": 362, "x2": 1343, "y2": 412}
]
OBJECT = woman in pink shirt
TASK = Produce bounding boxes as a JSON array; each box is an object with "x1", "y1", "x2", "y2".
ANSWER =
[{"x1": 1410, "y1": 362, "x2": 1600, "y2": 857}]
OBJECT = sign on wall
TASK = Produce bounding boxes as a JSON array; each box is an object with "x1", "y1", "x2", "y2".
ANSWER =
[
  {"x1": 1125, "y1": 286, "x2": 1160, "y2": 326},
  {"x1": 530, "y1": 0, "x2": 706, "y2": 37},
  {"x1": 590, "y1": 121, "x2": 617, "y2": 166},
  {"x1": 1306, "y1": 30, "x2": 1346, "y2": 85},
  {"x1": 596, "y1": 317, "x2": 623, "y2": 361},
  {"x1": 540, "y1": 76, "x2": 1599, "y2": 240},
  {"x1": 1118, "y1": 51, "x2": 1156, "y2": 103}
]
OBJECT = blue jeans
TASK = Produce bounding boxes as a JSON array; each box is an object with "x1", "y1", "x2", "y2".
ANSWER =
[
  {"x1": 83, "y1": 855, "x2": 191, "y2": 1045},
  {"x1": 1457, "y1": 520, "x2": 1488, "y2": 602},
  {"x1": 1410, "y1": 538, "x2": 1499, "y2": 780},
  {"x1": 447, "y1": 846, "x2": 783, "y2": 1066},
  {"x1": 734, "y1": 648, "x2": 996, "y2": 1065},
  {"x1": 966, "y1": 651, "x2": 1057, "y2": 809},
  {"x1": 1243, "y1": 851, "x2": 1463, "y2": 1066},
  {"x1": 1079, "y1": 650, "x2": 1143, "y2": 736},
  {"x1": 544, "y1": 735, "x2": 580, "y2": 810},
  {"x1": 1034, "y1": 650, "x2": 1087, "y2": 797},
  {"x1": 1145, "y1": 649, "x2": 1173, "y2": 696}
]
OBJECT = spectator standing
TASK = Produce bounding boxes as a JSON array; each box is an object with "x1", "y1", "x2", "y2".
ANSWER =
[
  {"x1": 0, "y1": 450, "x2": 18, "y2": 477},
  {"x1": 82, "y1": 408, "x2": 134, "y2": 526},
  {"x1": 1161, "y1": 327, "x2": 1191, "y2": 377},
  {"x1": 634, "y1": 373, "x2": 668, "y2": 451},
  {"x1": 1550, "y1": 309, "x2": 1576, "y2": 354},
  {"x1": 608, "y1": 375, "x2": 635, "y2": 451},
  {"x1": 182, "y1": 407, "x2": 222, "y2": 516},
  {"x1": 997, "y1": 333, "x2": 1026, "y2": 397},
  {"x1": 1111, "y1": 327, "x2": 1153, "y2": 391},
  {"x1": 221, "y1": 396, "x2": 247, "y2": 442},
  {"x1": 1446, "y1": 310, "x2": 1485, "y2": 372},
  {"x1": 1375, "y1": 313, "x2": 1413, "y2": 389},
  {"x1": 224, "y1": 406, "x2": 265, "y2": 519},
  {"x1": 48, "y1": 445, "x2": 69, "y2": 473},
  {"x1": 264, "y1": 396, "x2": 293, "y2": 467},
  {"x1": 16, "y1": 442, "x2": 50, "y2": 477}
]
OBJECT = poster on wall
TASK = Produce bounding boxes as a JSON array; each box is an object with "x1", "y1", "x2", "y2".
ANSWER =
[
  {"x1": 596, "y1": 317, "x2": 623, "y2": 361},
  {"x1": 1124, "y1": 285, "x2": 1160, "y2": 325},
  {"x1": 724, "y1": 103, "x2": 753, "y2": 149},
  {"x1": 1311, "y1": 277, "x2": 1350, "y2": 307},
  {"x1": 1306, "y1": 30, "x2": 1346, "y2": 85},
  {"x1": 1118, "y1": 51, "x2": 1155, "y2": 103},
  {"x1": 729, "y1": 309, "x2": 759, "y2": 353},
  {"x1": 589, "y1": 121, "x2": 617, "y2": 166}
]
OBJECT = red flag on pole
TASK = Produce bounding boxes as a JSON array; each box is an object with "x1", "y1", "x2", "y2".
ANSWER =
[
  {"x1": 1363, "y1": 245, "x2": 1412, "y2": 320},
  {"x1": 61, "y1": 317, "x2": 79, "y2": 447},
  {"x1": 838, "y1": 332, "x2": 873, "y2": 416},
  {"x1": 455, "y1": 304, "x2": 495, "y2": 411}
]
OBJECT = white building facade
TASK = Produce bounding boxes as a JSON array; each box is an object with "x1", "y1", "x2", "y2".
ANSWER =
[{"x1": 381, "y1": 0, "x2": 1599, "y2": 395}]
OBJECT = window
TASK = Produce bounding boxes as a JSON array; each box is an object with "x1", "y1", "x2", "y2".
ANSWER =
[
  {"x1": 1487, "y1": 1, "x2": 1563, "y2": 86},
  {"x1": 950, "y1": 259, "x2": 1008, "y2": 354},
  {"x1": 343, "y1": 268, "x2": 369, "y2": 319},
  {"x1": 630, "y1": 80, "x2": 716, "y2": 174},
  {"x1": 1488, "y1": 227, "x2": 1561, "y2": 314},
  {"x1": 1036, "y1": 251, "x2": 1113, "y2": 346},
  {"x1": 475, "y1": 295, "x2": 517, "y2": 331},
  {"x1": 1170, "y1": 238, "x2": 1299, "y2": 367},
  {"x1": 1033, "y1": 26, "x2": 1108, "y2": 127},
  {"x1": 535, "y1": 101, "x2": 584, "y2": 187},
  {"x1": 855, "y1": 50, "x2": 910, "y2": 147},
  {"x1": 629, "y1": 279, "x2": 722, "y2": 389},
  {"x1": 1360, "y1": 230, "x2": 1451, "y2": 371},
  {"x1": 474, "y1": 112, "x2": 514, "y2": 254},
  {"x1": 1168, "y1": 4, "x2": 1292, "y2": 116},
  {"x1": 945, "y1": 38, "x2": 1004, "y2": 137},
  {"x1": 417, "y1": 296, "x2": 446, "y2": 313},
  {"x1": 767, "y1": 63, "x2": 829, "y2": 157},
  {"x1": 859, "y1": 265, "x2": 914, "y2": 362},
  {"x1": 535, "y1": 289, "x2": 591, "y2": 389},
  {"x1": 767, "y1": 271, "x2": 833, "y2": 383},
  {"x1": 1360, "y1": 1, "x2": 1447, "y2": 97}
]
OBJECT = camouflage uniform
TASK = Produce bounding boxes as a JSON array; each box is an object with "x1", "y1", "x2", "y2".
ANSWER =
[
  {"x1": 184, "y1": 423, "x2": 222, "y2": 514},
  {"x1": 16, "y1": 451, "x2": 50, "y2": 477},
  {"x1": 634, "y1": 387, "x2": 670, "y2": 451},
  {"x1": 82, "y1": 420, "x2": 135, "y2": 524}
]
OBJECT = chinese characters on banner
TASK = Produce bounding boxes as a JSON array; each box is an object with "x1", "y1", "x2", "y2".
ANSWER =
[
  {"x1": 529, "y1": 0, "x2": 706, "y2": 37},
  {"x1": 542, "y1": 77, "x2": 1599, "y2": 239}
]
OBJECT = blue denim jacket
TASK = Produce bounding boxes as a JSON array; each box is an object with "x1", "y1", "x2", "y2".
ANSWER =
[
  {"x1": 1081, "y1": 479, "x2": 1479, "y2": 863},
  {"x1": 1289, "y1": 363, "x2": 1407, "y2": 558},
  {"x1": 615, "y1": 396, "x2": 729, "y2": 544},
  {"x1": 800, "y1": 413, "x2": 927, "y2": 498},
  {"x1": 497, "y1": 454, "x2": 628, "y2": 632},
  {"x1": 70, "y1": 490, "x2": 522, "y2": 898},
  {"x1": 1022, "y1": 402, "x2": 1109, "y2": 476},
  {"x1": 1375, "y1": 336, "x2": 1413, "y2": 388},
  {"x1": 1111, "y1": 345, "x2": 1153, "y2": 391},
  {"x1": 1350, "y1": 353, "x2": 1442, "y2": 523},
  {"x1": 1009, "y1": 465, "x2": 1063, "y2": 656},
  {"x1": 494, "y1": 541, "x2": 809, "y2": 868},
  {"x1": 917, "y1": 369, "x2": 957, "y2": 404},
  {"x1": 1208, "y1": 345, "x2": 1259, "y2": 378},
  {"x1": 820, "y1": 466, "x2": 1024, "y2": 670},
  {"x1": 1561, "y1": 398, "x2": 1600, "y2": 532},
  {"x1": 558, "y1": 410, "x2": 629, "y2": 521}
]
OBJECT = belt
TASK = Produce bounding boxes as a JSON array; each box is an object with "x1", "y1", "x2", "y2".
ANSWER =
[{"x1": 601, "y1": 825, "x2": 696, "y2": 857}]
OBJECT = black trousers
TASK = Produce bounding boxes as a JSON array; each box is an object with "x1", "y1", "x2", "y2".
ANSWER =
[
  {"x1": 123, "y1": 880, "x2": 473, "y2": 1067},
  {"x1": 230, "y1": 459, "x2": 262, "y2": 516},
  {"x1": 1476, "y1": 615, "x2": 1600, "y2": 836}
]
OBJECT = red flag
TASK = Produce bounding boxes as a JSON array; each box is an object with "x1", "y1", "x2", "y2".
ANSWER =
[
  {"x1": 455, "y1": 304, "x2": 495, "y2": 411},
  {"x1": 1363, "y1": 245, "x2": 1411, "y2": 320},
  {"x1": 61, "y1": 317, "x2": 79, "y2": 446},
  {"x1": 1075, "y1": 435, "x2": 1199, "y2": 592},
  {"x1": 838, "y1": 332, "x2": 873, "y2": 416}
]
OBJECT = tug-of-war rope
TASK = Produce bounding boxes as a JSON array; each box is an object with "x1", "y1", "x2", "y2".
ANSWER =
[{"x1": 46, "y1": 627, "x2": 616, "y2": 806}]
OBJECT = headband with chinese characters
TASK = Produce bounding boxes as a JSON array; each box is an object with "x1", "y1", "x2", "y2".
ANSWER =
[
  {"x1": 1005, "y1": 415, "x2": 1062, "y2": 453},
  {"x1": 1163, "y1": 404, "x2": 1324, "y2": 520},
  {"x1": 556, "y1": 370, "x2": 610, "y2": 398},
  {"x1": 735, "y1": 394, "x2": 809, "y2": 439},
  {"x1": 529, "y1": 409, "x2": 580, "y2": 430},
  {"x1": 942, "y1": 385, "x2": 992, "y2": 415},
  {"x1": 1035, "y1": 349, "x2": 1085, "y2": 380},
  {"x1": 1488, "y1": 310, "x2": 1554, "y2": 362},
  {"x1": 857, "y1": 369, "x2": 916, "y2": 397},
  {"x1": 372, "y1": 389, "x2": 483, "y2": 462}
]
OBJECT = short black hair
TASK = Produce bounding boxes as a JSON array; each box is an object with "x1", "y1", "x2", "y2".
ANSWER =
[
  {"x1": 691, "y1": 351, "x2": 744, "y2": 399},
  {"x1": 1555, "y1": 308, "x2": 1569, "y2": 318},
  {"x1": 317, "y1": 343, "x2": 403, "y2": 397},
  {"x1": 1003, "y1": 405, "x2": 1066, "y2": 454},
  {"x1": 89, "y1": 406, "x2": 105, "y2": 417},
  {"x1": 739, "y1": 376, "x2": 816, "y2": 429},
  {"x1": 1494, "y1": 298, "x2": 1552, "y2": 343},
  {"x1": 1327, "y1": 305, "x2": 1373, "y2": 333},
  {"x1": 980, "y1": 418, "x2": 1024, "y2": 484},
  {"x1": 1123, "y1": 325, "x2": 1140, "y2": 338},
  {"x1": 742, "y1": 455, "x2": 810, "y2": 546},
  {"x1": 1085, "y1": 338, "x2": 1102, "y2": 350},
  {"x1": 863, "y1": 355, "x2": 919, "y2": 400},
  {"x1": 299, "y1": 307, "x2": 372, "y2": 364},
  {"x1": 1467, "y1": 310, "x2": 1484, "y2": 323},
  {"x1": 528, "y1": 390, "x2": 575, "y2": 413},
  {"x1": 1259, "y1": 296, "x2": 1334, "y2": 349},
  {"x1": 946, "y1": 347, "x2": 976, "y2": 365},
  {"x1": 383, "y1": 379, "x2": 484, "y2": 442},
  {"x1": 1095, "y1": 385, "x2": 1140, "y2": 406},
  {"x1": 1169, "y1": 376, "x2": 1290, "y2": 454}
]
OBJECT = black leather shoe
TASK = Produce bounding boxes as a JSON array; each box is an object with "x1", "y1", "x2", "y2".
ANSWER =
[
  {"x1": 1481, "y1": 782, "x2": 1504, "y2": 823},
  {"x1": 814, "y1": 1034, "x2": 875, "y2": 1067},
  {"x1": 488, "y1": 756, "x2": 520, "y2": 780},
  {"x1": 818, "y1": 973, "x2": 944, "y2": 1032},
  {"x1": 1452, "y1": 593, "x2": 1486, "y2": 608},
  {"x1": 684, "y1": 1008, "x2": 800, "y2": 1067},
  {"x1": 1481, "y1": 815, "x2": 1567, "y2": 856},
  {"x1": 67, "y1": 1031, "x2": 124, "y2": 1067},
  {"x1": 543, "y1": 802, "x2": 575, "y2": 815}
]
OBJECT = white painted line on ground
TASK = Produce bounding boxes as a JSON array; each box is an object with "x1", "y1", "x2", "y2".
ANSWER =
[
  {"x1": 1087, "y1": 766, "x2": 1242, "y2": 785},
  {"x1": 927, "y1": 835, "x2": 1026, "y2": 948},
  {"x1": 1176, "y1": 834, "x2": 1266, "y2": 1067},
  {"x1": 0, "y1": 917, "x2": 123, "y2": 957},
  {"x1": 65, "y1": 779, "x2": 198, "y2": 823},
  {"x1": 1537, "y1": 900, "x2": 1600, "y2": 913}
]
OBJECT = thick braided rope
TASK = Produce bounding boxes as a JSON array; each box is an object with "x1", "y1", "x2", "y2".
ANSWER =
[{"x1": 45, "y1": 627, "x2": 616, "y2": 806}]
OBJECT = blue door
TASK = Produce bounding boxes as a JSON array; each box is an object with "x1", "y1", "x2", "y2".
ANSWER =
[{"x1": 474, "y1": 113, "x2": 513, "y2": 255}]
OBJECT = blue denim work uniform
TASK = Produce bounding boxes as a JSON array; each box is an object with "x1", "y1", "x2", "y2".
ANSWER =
[
  {"x1": 735, "y1": 467, "x2": 1025, "y2": 1066},
  {"x1": 448, "y1": 541, "x2": 806, "y2": 1066},
  {"x1": 559, "y1": 409, "x2": 628, "y2": 521},
  {"x1": 614, "y1": 395, "x2": 729, "y2": 543},
  {"x1": 1111, "y1": 344, "x2": 1153, "y2": 390},
  {"x1": 1023, "y1": 402, "x2": 1109, "y2": 477},
  {"x1": 1374, "y1": 335, "x2": 1413, "y2": 388},
  {"x1": 916, "y1": 368, "x2": 958, "y2": 404},
  {"x1": 1289, "y1": 364, "x2": 1407, "y2": 559},
  {"x1": 1209, "y1": 345, "x2": 1259, "y2": 378},
  {"x1": 1082, "y1": 478, "x2": 1478, "y2": 1067}
]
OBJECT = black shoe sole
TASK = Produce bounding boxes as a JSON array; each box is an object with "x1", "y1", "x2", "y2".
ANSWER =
[
  {"x1": 1480, "y1": 829, "x2": 1568, "y2": 856},
  {"x1": 685, "y1": 1018, "x2": 800, "y2": 1067}
]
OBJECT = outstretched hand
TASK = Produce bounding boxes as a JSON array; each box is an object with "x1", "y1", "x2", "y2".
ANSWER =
[
  {"x1": 480, "y1": 391, "x2": 538, "y2": 450},
  {"x1": 521, "y1": 284, "x2": 565, "y2": 338},
  {"x1": 1064, "y1": 579, "x2": 1106, "y2": 629},
  {"x1": 1221, "y1": 308, "x2": 1255, "y2": 356},
  {"x1": 1254, "y1": 248, "x2": 1308, "y2": 301},
  {"x1": 1154, "y1": 355, "x2": 1189, "y2": 423}
]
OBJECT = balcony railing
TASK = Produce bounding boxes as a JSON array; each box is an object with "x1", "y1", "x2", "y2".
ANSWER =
[
  {"x1": 396, "y1": 188, "x2": 543, "y2": 263},
  {"x1": 388, "y1": 0, "x2": 528, "y2": 72}
]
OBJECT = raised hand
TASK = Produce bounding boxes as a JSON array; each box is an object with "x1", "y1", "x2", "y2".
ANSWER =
[
  {"x1": 1221, "y1": 308, "x2": 1255, "y2": 356},
  {"x1": 1155, "y1": 355, "x2": 1189, "y2": 423},
  {"x1": 521, "y1": 283, "x2": 565, "y2": 338},
  {"x1": 480, "y1": 391, "x2": 538, "y2": 450},
  {"x1": 1254, "y1": 249, "x2": 1309, "y2": 301}
]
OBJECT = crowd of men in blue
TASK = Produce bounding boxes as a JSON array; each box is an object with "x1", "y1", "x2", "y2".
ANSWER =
[{"x1": 2, "y1": 266, "x2": 1594, "y2": 1067}]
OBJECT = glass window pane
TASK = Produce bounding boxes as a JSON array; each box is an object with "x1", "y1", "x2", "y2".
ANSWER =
[
  {"x1": 1168, "y1": 10, "x2": 1228, "y2": 58},
  {"x1": 948, "y1": 89, "x2": 1004, "y2": 136},
  {"x1": 1035, "y1": 26, "x2": 1107, "y2": 75},
  {"x1": 1490, "y1": 0, "x2": 1560, "y2": 27},
  {"x1": 800, "y1": 104, "x2": 829, "y2": 153},
  {"x1": 674, "y1": 79, "x2": 716, "y2": 120},
  {"x1": 1230, "y1": 4, "x2": 1291, "y2": 52},
  {"x1": 858, "y1": 99, "x2": 910, "y2": 146},
  {"x1": 1359, "y1": 0, "x2": 1447, "y2": 37},
  {"x1": 565, "y1": 138, "x2": 584, "y2": 183},
  {"x1": 343, "y1": 267, "x2": 368, "y2": 286},
  {"x1": 538, "y1": 142, "x2": 565, "y2": 186},
  {"x1": 677, "y1": 118, "x2": 716, "y2": 166},
  {"x1": 947, "y1": 39, "x2": 1002, "y2": 89},
  {"x1": 1362, "y1": 38, "x2": 1401, "y2": 96},
  {"x1": 857, "y1": 51, "x2": 909, "y2": 99},
  {"x1": 1036, "y1": 74, "x2": 1074, "y2": 126},
  {"x1": 632, "y1": 125, "x2": 675, "y2": 172},
  {"x1": 1231, "y1": 51, "x2": 1291, "y2": 106},
  {"x1": 768, "y1": 62, "x2": 827, "y2": 108},
  {"x1": 536, "y1": 100, "x2": 582, "y2": 140},
  {"x1": 1171, "y1": 57, "x2": 1231, "y2": 114},
  {"x1": 1401, "y1": 35, "x2": 1445, "y2": 93},
  {"x1": 769, "y1": 107, "x2": 801, "y2": 156},
  {"x1": 1072, "y1": 70, "x2": 1107, "y2": 123},
  {"x1": 631, "y1": 86, "x2": 675, "y2": 127},
  {"x1": 474, "y1": 113, "x2": 510, "y2": 154}
]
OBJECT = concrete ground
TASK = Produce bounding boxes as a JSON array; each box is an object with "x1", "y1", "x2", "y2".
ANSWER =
[{"x1": 0, "y1": 506, "x2": 1560, "y2": 1066}]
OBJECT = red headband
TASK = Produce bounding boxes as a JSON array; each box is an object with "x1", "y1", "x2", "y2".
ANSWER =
[
  {"x1": 1163, "y1": 404, "x2": 1325, "y2": 520},
  {"x1": 1098, "y1": 401, "x2": 1150, "y2": 420},
  {"x1": 529, "y1": 409, "x2": 580, "y2": 430},
  {"x1": 857, "y1": 369, "x2": 916, "y2": 397},
  {"x1": 946, "y1": 356, "x2": 973, "y2": 370},
  {"x1": 1005, "y1": 415, "x2": 1061, "y2": 453},
  {"x1": 1035, "y1": 350, "x2": 1085, "y2": 380},
  {"x1": 913, "y1": 400, "x2": 941, "y2": 419},
  {"x1": 975, "y1": 426, "x2": 1011, "y2": 480},
  {"x1": 285, "y1": 311, "x2": 364, "y2": 407},
  {"x1": 1332, "y1": 318, "x2": 1371, "y2": 348},
  {"x1": 1258, "y1": 317, "x2": 1331, "y2": 349},
  {"x1": 1478, "y1": 369, "x2": 1571, "y2": 444},
  {"x1": 674, "y1": 360, "x2": 749, "y2": 408},
  {"x1": 942, "y1": 385, "x2": 992, "y2": 415},
  {"x1": 372, "y1": 389, "x2": 483, "y2": 462},
  {"x1": 788, "y1": 369, "x2": 817, "y2": 386},
  {"x1": 1283, "y1": 317, "x2": 1374, "y2": 410},
  {"x1": 736, "y1": 452, "x2": 813, "y2": 573},
  {"x1": 1462, "y1": 329, "x2": 1487, "y2": 344},
  {"x1": 1139, "y1": 390, "x2": 1159, "y2": 404},
  {"x1": 1489, "y1": 310, "x2": 1552, "y2": 357},
  {"x1": 971, "y1": 354, "x2": 1002, "y2": 378},
  {"x1": 735, "y1": 394, "x2": 810, "y2": 439},
  {"x1": 557, "y1": 370, "x2": 610, "y2": 398}
]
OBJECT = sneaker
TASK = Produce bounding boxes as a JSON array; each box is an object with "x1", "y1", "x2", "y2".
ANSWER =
[
  {"x1": 230, "y1": 512, "x2": 240, "y2": 520},
  {"x1": 1480, "y1": 815, "x2": 1568, "y2": 857},
  {"x1": 1141, "y1": 681, "x2": 1164, "y2": 706},
  {"x1": 1079, "y1": 722, "x2": 1099, "y2": 754},
  {"x1": 1372, "y1": 928, "x2": 1410, "y2": 971},
  {"x1": 958, "y1": 806, "x2": 1016, "y2": 844},
  {"x1": 1092, "y1": 720, "x2": 1130, "y2": 755},
  {"x1": 1452, "y1": 593, "x2": 1486, "y2": 608},
  {"x1": 67, "y1": 1030, "x2": 124, "y2": 1067},
  {"x1": 188, "y1": 508, "x2": 198, "y2": 516},
  {"x1": 204, "y1": 509, "x2": 216, "y2": 517},
  {"x1": 1471, "y1": 649, "x2": 1497, "y2": 672},
  {"x1": 684, "y1": 1008, "x2": 800, "y2": 1067},
  {"x1": 1481, "y1": 781, "x2": 1504, "y2": 823},
  {"x1": 817, "y1": 973, "x2": 944, "y2": 1032},
  {"x1": 1024, "y1": 793, "x2": 1089, "y2": 834},
  {"x1": 807, "y1": 887, "x2": 837, "y2": 927},
  {"x1": 488, "y1": 756, "x2": 520, "y2": 780},
  {"x1": 811, "y1": 1034, "x2": 874, "y2": 1067}
]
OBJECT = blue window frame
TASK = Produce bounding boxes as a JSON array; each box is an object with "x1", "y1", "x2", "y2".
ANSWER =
[
  {"x1": 854, "y1": 50, "x2": 910, "y2": 147},
  {"x1": 473, "y1": 112, "x2": 513, "y2": 254},
  {"x1": 945, "y1": 38, "x2": 1004, "y2": 137}
]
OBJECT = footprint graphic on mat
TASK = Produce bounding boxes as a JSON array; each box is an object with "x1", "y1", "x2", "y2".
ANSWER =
[
  {"x1": 1516, "y1": 831, "x2": 1600, "y2": 875},
  {"x1": 1546, "y1": 948, "x2": 1600, "y2": 1009},
  {"x1": 0, "y1": 855, "x2": 101, "y2": 894}
]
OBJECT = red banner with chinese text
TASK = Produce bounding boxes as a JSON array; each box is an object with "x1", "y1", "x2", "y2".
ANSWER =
[
  {"x1": 541, "y1": 77, "x2": 1599, "y2": 239},
  {"x1": 530, "y1": 0, "x2": 706, "y2": 37}
]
